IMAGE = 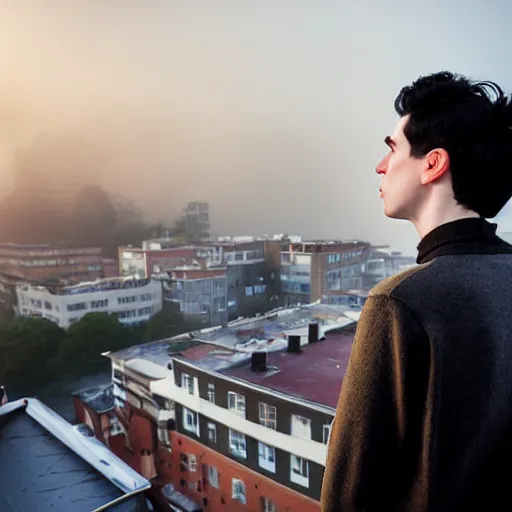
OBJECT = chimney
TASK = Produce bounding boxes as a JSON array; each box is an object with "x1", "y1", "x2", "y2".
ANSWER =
[
  {"x1": 251, "y1": 352, "x2": 267, "y2": 372},
  {"x1": 287, "y1": 335, "x2": 302, "y2": 353},
  {"x1": 308, "y1": 323, "x2": 319, "y2": 344}
]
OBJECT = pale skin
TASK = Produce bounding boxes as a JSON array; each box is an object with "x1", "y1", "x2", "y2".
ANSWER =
[{"x1": 376, "y1": 115, "x2": 479, "y2": 239}]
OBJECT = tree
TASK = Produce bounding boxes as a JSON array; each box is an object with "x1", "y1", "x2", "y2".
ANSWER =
[
  {"x1": 58, "y1": 313, "x2": 138, "y2": 375},
  {"x1": 143, "y1": 302, "x2": 198, "y2": 342},
  {"x1": 0, "y1": 317, "x2": 65, "y2": 391}
]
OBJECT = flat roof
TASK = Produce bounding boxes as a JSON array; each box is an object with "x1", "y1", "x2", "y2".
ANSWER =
[{"x1": 222, "y1": 328, "x2": 356, "y2": 409}]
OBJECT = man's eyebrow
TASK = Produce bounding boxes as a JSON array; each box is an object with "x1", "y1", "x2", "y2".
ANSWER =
[{"x1": 384, "y1": 136, "x2": 396, "y2": 148}]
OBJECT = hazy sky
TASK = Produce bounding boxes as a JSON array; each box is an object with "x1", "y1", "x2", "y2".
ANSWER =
[{"x1": 1, "y1": 0, "x2": 512, "y2": 254}]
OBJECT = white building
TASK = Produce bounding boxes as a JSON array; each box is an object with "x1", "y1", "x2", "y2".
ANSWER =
[{"x1": 15, "y1": 277, "x2": 163, "y2": 328}]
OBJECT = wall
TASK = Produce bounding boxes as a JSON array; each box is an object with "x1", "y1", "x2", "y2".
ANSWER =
[{"x1": 15, "y1": 279, "x2": 163, "y2": 328}]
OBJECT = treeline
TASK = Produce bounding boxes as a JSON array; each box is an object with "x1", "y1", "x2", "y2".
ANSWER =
[{"x1": 0, "y1": 303, "x2": 201, "y2": 395}]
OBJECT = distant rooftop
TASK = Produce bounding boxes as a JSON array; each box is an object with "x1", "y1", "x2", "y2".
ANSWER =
[
  {"x1": 19, "y1": 276, "x2": 156, "y2": 296},
  {"x1": 0, "y1": 398, "x2": 150, "y2": 511},
  {"x1": 223, "y1": 328, "x2": 356, "y2": 409}
]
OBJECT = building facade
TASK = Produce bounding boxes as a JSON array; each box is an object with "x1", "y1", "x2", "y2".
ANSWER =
[
  {"x1": 280, "y1": 241, "x2": 371, "y2": 305},
  {"x1": 183, "y1": 202, "x2": 210, "y2": 240},
  {"x1": 162, "y1": 267, "x2": 228, "y2": 327},
  {"x1": 73, "y1": 315, "x2": 357, "y2": 511},
  {"x1": 0, "y1": 243, "x2": 107, "y2": 283},
  {"x1": 14, "y1": 276, "x2": 163, "y2": 328},
  {"x1": 361, "y1": 248, "x2": 416, "y2": 290}
]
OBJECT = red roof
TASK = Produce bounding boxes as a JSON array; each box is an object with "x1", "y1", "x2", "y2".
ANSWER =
[{"x1": 223, "y1": 330, "x2": 355, "y2": 409}]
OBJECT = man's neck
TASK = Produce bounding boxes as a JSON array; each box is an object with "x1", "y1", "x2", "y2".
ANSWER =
[{"x1": 412, "y1": 207, "x2": 480, "y2": 239}]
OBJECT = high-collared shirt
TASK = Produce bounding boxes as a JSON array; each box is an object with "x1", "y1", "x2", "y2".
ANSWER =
[{"x1": 416, "y1": 217, "x2": 512, "y2": 264}]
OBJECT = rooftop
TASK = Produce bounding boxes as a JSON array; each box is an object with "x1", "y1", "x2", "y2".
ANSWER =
[
  {"x1": 107, "y1": 303, "x2": 360, "y2": 374},
  {"x1": 223, "y1": 328, "x2": 356, "y2": 409},
  {"x1": 19, "y1": 276, "x2": 156, "y2": 296},
  {"x1": 71, "y1": 383, "x2": 114, "y2": 414},
  {"x1": 0, "y1": 398, "x2": 150, "y2": 511}
]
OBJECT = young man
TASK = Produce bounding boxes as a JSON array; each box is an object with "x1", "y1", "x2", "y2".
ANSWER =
[{"x1": 321, "y1": 72, "x2": 512, "y2": 511}]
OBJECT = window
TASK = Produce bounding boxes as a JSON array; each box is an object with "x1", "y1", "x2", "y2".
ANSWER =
[
  {"x1": 228, "y1": 429, "x2": 247, "y2": 459},
  {"x1": 228, "y1": 392, "x2": 246, "y2": 418},
  {"x1": 203, "y1": 464, "x2": 220, "y2": 488},
  {"x1": 207, "y1": 422, "x2": 217, "y2": 443},
  {"x1": 258, "y1": 442, "x2": 276, "y2": 473},
  {"x1": 291, "y1": 414, "x2": 311, "y2": 440},
  {"x1": 188, "y1": 454, "x2": 197, "y2": 472},
  {"x1": 67, "y1": 302, "x2": 86, "y2": 312},
  {"x1": 44, "y1": 301, "x2": 52, "y2": 310},
  {"x1": 118, "y1": 295, "x2": 137, "y2": 304},
  {"x1": 259, "y1": 403, "x2": 276, "y2": 430},
  {"x1": 290, "y1": 455, "x2": 309, "y2": 487},
  {"x1": 140, "y1": 293, "x2": 152, "y2": 301},
  {"x1": 254, "y1": 285, "x2": 266, "y2": 294},
  {"x1": 182, "y1": 407, "x2": 199, "y2": 436},
  {"x1": 235, "y1": 252, "x2": 244, "y2": 261},
  {"x1": 245, "y1": 286, "x2": 253, "y2": 296},
  {"x1": 91, "y1": 299, "x2": 108, "y2": 308},
  {"x1": 207, "y1": 383, "x2": 215, "y2": 403},
  {"x1": 261, "y1": 497, "x2": 277, "y2": 512},
  {"x1": 232, "y1": 478, "x2": 246, "y2": 504},
  {"x1": 117, "y1": 309, "x2": 137, "y2": 319},
  {"x1": 323, "y1": 424, "x2": 331, "y2": 444},
  {"x1": 138, "y1": 306, "x2": 153, "y2": 316},
  {"x1": 181, "y1": 373, "x2": 194, "y2": 395}
]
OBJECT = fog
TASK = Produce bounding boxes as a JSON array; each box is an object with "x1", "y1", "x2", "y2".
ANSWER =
[{"x1": 1, "y1": 0, "x2": 512, "y2": 254}]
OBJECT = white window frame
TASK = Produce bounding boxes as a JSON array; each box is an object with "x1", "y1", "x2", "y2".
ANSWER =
[
  {"x1": 228, "y1": 391, "x2": 246, "y2": 418},
  {"x1": 259, "y1": 402, "x2": 277, "y2": 430},
  {"x1": 232, "y1": 478, "x2": 246, "y2": 504},
  {"x1": 181, "y1": 373, "x2": 194, "y2": 395},
  {"x1": 207, "y1": 383, "x2": 215, "y2": 403},
  {"x1": 182, "y1": 407, "x2": 199, "y2": 436},
  {"x1": 228, "y1": 429, "x2": 247, "y2": 459},
  {"x1": 261, "y1": 496, "x2": 277, "y2": 512},
  {"x1": 258, "y1": 442, "x2": 276, "y2": 473},
  {"x1": 290, "y1": 455, "x2": 309, "y2": 488},
  {"x1": 188, "y1": 454, "x2": 197, "y2": 472},
  {"x1": 207, "y1": 422, "x2": 217, "y2": 443},
  {"x1": 205, "y1": 464, "x2": 219, "y2": 488},
  {"x1": 323, "y1": 424, "x2": 331, "y2": 444},
  {"x1": 291, "y1": 414, "x2": 311, "y2": 440}
]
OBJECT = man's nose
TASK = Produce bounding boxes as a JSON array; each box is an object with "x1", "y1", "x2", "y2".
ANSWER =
[{"x1": 376, "y1": 158, "x2": 386, "y2": 175}]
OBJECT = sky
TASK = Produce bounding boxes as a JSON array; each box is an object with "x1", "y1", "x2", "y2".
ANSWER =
[{"x1": 1, "y1": 0, "x2": 512, "y2": 254}]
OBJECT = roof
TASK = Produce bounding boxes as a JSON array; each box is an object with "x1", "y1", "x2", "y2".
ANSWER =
[
  {"x1": 0, "y1": 398, "x2": 150, "y2": 511},
  {"x1": 222, "y1": 328, "x2": 356, "y2": 409},
  {"x1": 71, "y1": 383, "x2": 114, "y2": 414},
  {"x1": 106, "y1": 338, "x2": 200, "y2": 366}
]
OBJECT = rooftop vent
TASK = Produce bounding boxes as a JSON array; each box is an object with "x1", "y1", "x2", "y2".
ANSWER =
[
  {"x1": 308, "y1": 322, "x2": 319, "y2": 343},
  {"x1": 287, "y1": 335, "x2": 301, "y2": 354},
  {"x1": 251, "y1": 352, "x2": 267, "y2": 372}
]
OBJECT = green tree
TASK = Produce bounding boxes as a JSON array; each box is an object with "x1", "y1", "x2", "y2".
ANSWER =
[
  {"x1": 143, "y1": 302, "x2": 199, "y2": 342},
  {"x1": 58, "y1": 312, "x2": 139, "y2": 375},
  {"x1": 0, "y1": 317, "x2": 65, "y2": 391}
]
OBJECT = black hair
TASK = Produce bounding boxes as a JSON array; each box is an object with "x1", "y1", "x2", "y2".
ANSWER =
[{"x1": 394, "y1": 71, "x2": 512, "y2": 218}]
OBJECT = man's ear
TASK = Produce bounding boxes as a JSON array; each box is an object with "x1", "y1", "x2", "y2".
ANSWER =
[{"x1": 421, "y1": 148, "x2": 450, "y2": 185}]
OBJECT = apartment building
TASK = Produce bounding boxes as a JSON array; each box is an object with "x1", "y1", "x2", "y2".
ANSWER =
[
  {"x1": 161, "y1": 266, "x2": 228, "y2": 327},
  {"x1": 0, "y1": 243, "x2": 107, "y2": 283},
  {"x1": 280, "y1": 241, "x2": 371, "y2": 305},
  {"x1": 14, "y1": 276, "x2": 163, "y2": 328},
  {"x1": 73, "y1": 304, "x2": 358, "y2": 511}
]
